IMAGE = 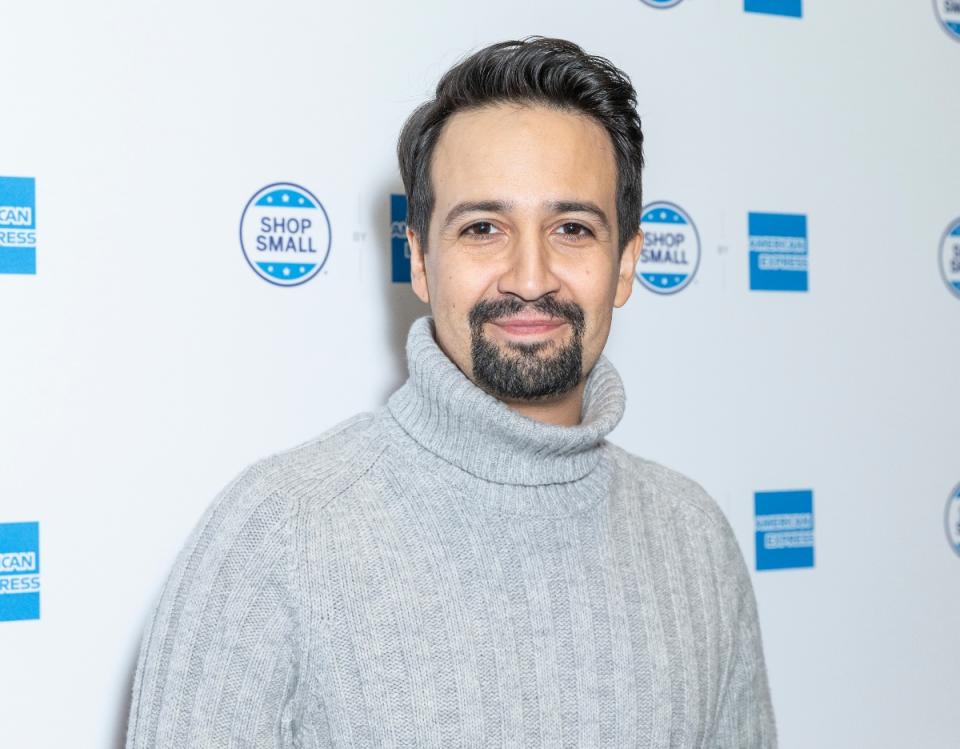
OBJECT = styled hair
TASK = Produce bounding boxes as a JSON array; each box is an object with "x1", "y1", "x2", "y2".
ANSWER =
[{"x1": 397, "y1": 36, "x2": 644, "y2": 253}]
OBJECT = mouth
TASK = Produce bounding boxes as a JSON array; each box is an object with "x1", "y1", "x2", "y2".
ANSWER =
[{"x1": 488, "y1": 315, "x2": 568, "y2": 337}]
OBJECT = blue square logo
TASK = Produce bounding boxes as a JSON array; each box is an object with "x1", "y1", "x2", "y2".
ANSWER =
[
  {"x1": 0, "y1": 522, "x2": 41, "y2": 621},
  {"x1": 749, "y1": 212, "x2": 808, "y2": 291},
  {"x1": 0, "y1": 176, "x2": 37, "y2": 275},
  {"x1": 755, "y1": 490, "x2": 814, "y2": 571},
  {"x1": 745, "y1": 0, "x2": 802, "y2": 18},
  {"x1": 391, "y1": 193, "x2": 410, "y2": 283}
]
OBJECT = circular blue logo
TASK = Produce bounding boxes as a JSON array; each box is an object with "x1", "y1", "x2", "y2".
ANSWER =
[
  {"x1": 945, "y1": 483, "x2": 960, "y2": 556},
  {"x1": 639, "y1": 0, "x2": 684, "y2": 7},
  {"x1": 934, "y1": 0, "x2": 960, "y2": 41},
  {"x1": 939, "y1": 216, "x2": 960, "y2": 299},
  {"x1": 240, "y1": 183, "x2": 331, "y2": 286},
  {"x1": 637, "y1": 201, "x2": 701, "y2": 294}
]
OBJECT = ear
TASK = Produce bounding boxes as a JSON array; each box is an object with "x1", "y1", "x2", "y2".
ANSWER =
[
  {"x1": 614, "y1": 229, "x2": 643, "y2": 307},
  {"x1": 407, "y1": 227, "x2": 430, "y2": 304}
]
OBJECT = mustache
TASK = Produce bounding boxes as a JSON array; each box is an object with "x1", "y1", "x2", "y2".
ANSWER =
[{"x1": 468, "y1": 296, "x2": 586, "y2": 335}]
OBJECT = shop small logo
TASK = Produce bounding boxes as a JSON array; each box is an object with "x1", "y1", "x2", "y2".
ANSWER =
[
  {"x1": 0, "y1": 176, "x2": 37, "y2": 275},
  {"x1": 939, "y1": 216, "x2": 960, "y2": 298},
  {"x1": 391, "y1": 193, "x2": 411, "y2": 283},
  {"x1": 749, "y1": 212, "x2": 808, "y2": 292},
  {"x1": 755, "y1": 490, "x2": 814, "y2": 571},
  {"x1": 637, "y1": 201, "x2": 700, "y2": 294},
  {"x1": 639, "y1": 0, "x2": 685, "y2": 8},
  {"x1": 0, "y1": 522, "x2": 40, "y2": 622},
  {"x1": 240, "y1": 182, "x2": 331, "y2": 286},
  {"x1": 934, "y1": 0, "x2": 960, "y2": 41},
  {"x1": 945, "y1": 483, "x2": 960, "y2": 556},
  {"x1": 745, "y1": 0, "x2": 802, "y2": 17}
]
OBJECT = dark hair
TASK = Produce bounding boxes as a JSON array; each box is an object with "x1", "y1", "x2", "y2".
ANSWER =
[{"x1": 397, "y1": 36, "x2": 644, "y2": 253}]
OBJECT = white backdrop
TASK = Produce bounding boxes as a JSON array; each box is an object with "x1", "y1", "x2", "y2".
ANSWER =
[{"x1": 1, "y1": 1, "x2": 958, "y2": 747}]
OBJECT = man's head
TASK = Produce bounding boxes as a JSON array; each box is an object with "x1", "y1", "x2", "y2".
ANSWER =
[{"x1": 397, "y1": 37, "x2": 644, "y2": 406}]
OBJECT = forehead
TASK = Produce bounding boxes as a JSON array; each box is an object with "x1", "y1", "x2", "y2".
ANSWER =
[{"x1": 430, "y1": 103, "x2": 617, "y2": 211}]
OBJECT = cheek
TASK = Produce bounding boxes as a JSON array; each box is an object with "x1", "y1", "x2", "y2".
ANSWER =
[
  {"x1": 560, "y1": 261, "x2": 619, "y2": 312},
  {"x1": 434, "y1": 259, "x2": 501, "y2": 312}
]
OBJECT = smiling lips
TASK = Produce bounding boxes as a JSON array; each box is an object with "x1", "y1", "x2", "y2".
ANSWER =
[{"x1": 490, "y1": 316, "x2": 567, "y2": 336}]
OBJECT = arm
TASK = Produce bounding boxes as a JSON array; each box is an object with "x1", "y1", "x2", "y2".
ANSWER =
[
  {"x1": 712, "y1": 520, "x2": 778, "y2": 748},
  {"x1": 126, "y1": 463, "x2": 302, "y2": 748}
]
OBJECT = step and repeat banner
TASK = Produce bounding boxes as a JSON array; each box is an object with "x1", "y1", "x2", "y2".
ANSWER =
[{"x1": 1, "y1": 1, "x2": 958, "y2": 747}]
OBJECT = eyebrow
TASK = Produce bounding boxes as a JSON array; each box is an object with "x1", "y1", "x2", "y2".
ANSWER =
[
  {"x1": 441, "y1": 200, "x2": 514, "y2": 232},
  {"x1": 440, "y1": 199, "x2": 611, "y2": 233},
  {"x1": 547, "y1": 201, "x2": 610, "y2": 233}
]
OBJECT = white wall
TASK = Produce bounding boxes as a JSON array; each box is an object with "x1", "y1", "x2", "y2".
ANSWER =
[{"x1": 1, "y1": 1, "x2": 958, "y2": 746}]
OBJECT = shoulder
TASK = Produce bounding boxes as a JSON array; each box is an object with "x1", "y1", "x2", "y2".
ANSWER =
[
  {"x1": 607, "y1": 444, "x2": 728, "y2": 526},
  {"x1": 191, "y1": 411, "x2": 385, "y2": 545},
  {"x1": 605, "y1": 445, "x2": 746, "y2": 573},
  {"x1": 606, "y1": 444, "x2": 753, "y2": 597},
  {"x1": 251, "y1": 411, "x2": 382, "y2": 483},
  {"x1": 222, "y1": 411, "x2": 385, "y2": 512}
]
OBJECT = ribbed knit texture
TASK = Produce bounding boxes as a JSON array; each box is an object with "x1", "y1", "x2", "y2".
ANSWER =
[{"x1": 126, "y1": 315, "x2": 777, "y2": 748}]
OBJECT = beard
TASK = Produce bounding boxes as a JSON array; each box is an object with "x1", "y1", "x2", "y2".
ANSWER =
[{"x1": 468, "y1": 296, "x2": 586, "y2": 401}]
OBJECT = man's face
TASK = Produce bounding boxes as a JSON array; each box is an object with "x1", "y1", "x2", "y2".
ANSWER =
[{"x1": 407, "y1": 102, "x2": 642, "y2": 404}]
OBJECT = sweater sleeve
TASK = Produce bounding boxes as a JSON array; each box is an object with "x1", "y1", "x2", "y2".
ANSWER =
[
  {"x1": 125, "y1": 463, "x2": 302, "y2": 748},
  {"x1": 712, "y1": 517, "x2": 778, "y2": 748}
]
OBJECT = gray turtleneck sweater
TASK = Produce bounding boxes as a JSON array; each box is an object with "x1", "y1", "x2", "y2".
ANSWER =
[{"x1": 126, "y1": 316, "x2": 776, "y2": 748}]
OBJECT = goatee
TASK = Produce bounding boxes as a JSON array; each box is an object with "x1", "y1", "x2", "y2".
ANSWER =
[{"x1": 468, "y1": 296, "x2": 586, "y2": 401}]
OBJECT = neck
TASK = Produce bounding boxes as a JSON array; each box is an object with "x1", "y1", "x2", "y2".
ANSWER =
[
  {"x1": 386, "y1": 316, "x2": 626, "y2": 488},
  {"x1": 498, "y1": 380, "x2": 586, "y2": 427}
]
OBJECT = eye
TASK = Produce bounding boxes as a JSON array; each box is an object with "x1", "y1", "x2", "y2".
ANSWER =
[
  {"x1": 555, "y1": 222, "x2": 594, "y2": 240},
  {"x1": 462, "y1": 221, "x2": 502, "y2": 237}
]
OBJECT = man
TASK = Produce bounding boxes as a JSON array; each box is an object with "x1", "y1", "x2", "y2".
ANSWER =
[{"x1": 127, "y1": 37, "x2": 776, "y2": 748}]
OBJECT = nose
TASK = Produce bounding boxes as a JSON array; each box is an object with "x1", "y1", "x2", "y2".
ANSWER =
[{"x1": 496, "y1": 230, "x2": 562, "y2": 301}]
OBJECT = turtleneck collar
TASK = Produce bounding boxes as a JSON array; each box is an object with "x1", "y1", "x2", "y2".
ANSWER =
[{"x1": 386, "y1": 316, "x2": 625, "y2": 488}]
